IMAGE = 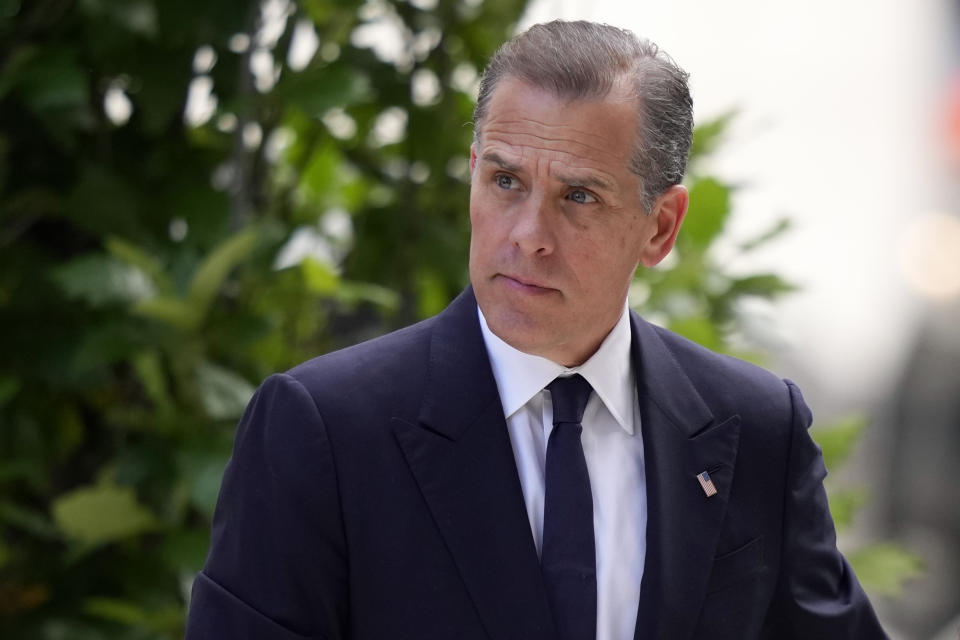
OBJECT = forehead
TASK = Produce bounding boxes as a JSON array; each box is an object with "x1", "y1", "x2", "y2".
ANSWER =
[{"x1": 477, "y1": 77, "x2": 639, "y2": 177}]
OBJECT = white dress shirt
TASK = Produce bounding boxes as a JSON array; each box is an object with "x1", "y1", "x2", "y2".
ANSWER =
[{"x1": 478, "y1": 306, "x2": 647, "y2": 640}]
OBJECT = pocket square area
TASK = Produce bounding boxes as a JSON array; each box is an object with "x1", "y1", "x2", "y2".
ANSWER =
[{"x1": 706, "y1": 535, "x2": 765, "y2": 593}]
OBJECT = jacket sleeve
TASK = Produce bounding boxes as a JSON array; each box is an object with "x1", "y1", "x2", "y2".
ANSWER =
[
  {"x1": 765, "y1": 380, "x2": 888, "y2": 638},
  {"x1": 185, "y1": 373, "x2": 349, "y2": 640}
]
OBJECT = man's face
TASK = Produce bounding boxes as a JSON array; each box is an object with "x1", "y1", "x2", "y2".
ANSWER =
[{"x1": 469, "y1": 76, "x2": 682, "y2": 366}]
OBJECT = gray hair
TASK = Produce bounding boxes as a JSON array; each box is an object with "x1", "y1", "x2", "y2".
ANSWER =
[{"x1": 472, "y1": 20, "x2": 693, "y2": 211}]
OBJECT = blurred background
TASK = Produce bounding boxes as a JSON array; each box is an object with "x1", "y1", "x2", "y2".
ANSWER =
[{"x1": 0, "y1": 0, "x2": 957, "y2": 638}]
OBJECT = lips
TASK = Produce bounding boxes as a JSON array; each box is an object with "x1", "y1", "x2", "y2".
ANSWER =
[{"x1": 498, "y1": 273, "x2": 556, "y2": 293}]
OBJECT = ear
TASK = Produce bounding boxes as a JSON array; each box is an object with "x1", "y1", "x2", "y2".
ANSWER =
[
  {"x1": 638, "y1": 184, "x2": 689, "y2": 267},
  {"x1": 469, "y1": 144, "x2": 478, "y2": 175}
]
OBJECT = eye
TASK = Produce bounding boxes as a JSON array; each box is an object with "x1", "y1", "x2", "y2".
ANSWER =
[
  {"x1": 495, "y1": 173, "x2": 517, "y2": 190},
  {"x1": 568, "y1": 188, "x2": 598, "y2": 204}
]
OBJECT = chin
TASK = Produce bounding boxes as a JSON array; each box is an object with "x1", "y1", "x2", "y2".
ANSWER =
[{"x1": 484, "y1": 307, "x2": 552, "y2": 352}]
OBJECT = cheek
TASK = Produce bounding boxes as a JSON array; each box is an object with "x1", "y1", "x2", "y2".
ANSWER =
[
  {"x1": 468, "y1": 200, "x2": 496, "y2": 261},
  {"x1": 468, "y1": 187, "x2": 479, "y2": 224},
  {"x1": 468, "y1": 205, "x2": 486, "y2": 245},
  {"x1": 469, "y1": 192, "x2": 505, "y2": 242},
  {"x1": 617, "y1": 217, "x2": 650, "y2": 261},
  {"x1": 565, "y1": 229, "x2": 643, "y2": 285}
]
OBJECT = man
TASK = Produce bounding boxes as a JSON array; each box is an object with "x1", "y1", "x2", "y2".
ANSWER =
[{"x1": 186, "y1": 20, "x2": 887, "y2": 640}]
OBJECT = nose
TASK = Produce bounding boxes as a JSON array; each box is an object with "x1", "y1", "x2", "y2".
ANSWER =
[{"x1": 508, "y1": 192, "x2": 555, "y2": 256}]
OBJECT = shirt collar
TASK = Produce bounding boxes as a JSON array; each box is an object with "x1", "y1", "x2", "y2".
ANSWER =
[{"x1": 477, "y1": 304, "x2": 636, "y2": 435}]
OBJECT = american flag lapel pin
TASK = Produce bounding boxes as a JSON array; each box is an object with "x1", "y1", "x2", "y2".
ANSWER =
[{"x1": 697, "y1": 470, "x2": 718, "y2": 497}]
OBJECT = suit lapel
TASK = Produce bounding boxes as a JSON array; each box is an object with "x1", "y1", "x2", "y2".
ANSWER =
[
  {"x1": 392, "y1": 288, "x2": 556, "y2": 640},
  {"x1": 630, "y1": 314, "x2": 742, "y2": 640}
]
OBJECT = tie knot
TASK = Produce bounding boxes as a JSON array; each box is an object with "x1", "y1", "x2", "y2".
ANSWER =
[{"x1": 547, "y1": 374, "x2": 593, "y2": 426}]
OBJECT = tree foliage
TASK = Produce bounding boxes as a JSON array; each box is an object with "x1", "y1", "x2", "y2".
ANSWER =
[{"x1": 0, "y1": 1, "x2": 527, "y2": 637}]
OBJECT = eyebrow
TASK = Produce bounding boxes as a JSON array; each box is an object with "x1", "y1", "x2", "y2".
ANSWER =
[
  {"x1": 481, "y1": 151, "x2": 614, "y2": 192},
  {"x1": 481, "y1": 151, "x2": 521, "y2": 173},
  {"x1": 554, "y1": 172, "x2": 614, "y2": 192}
]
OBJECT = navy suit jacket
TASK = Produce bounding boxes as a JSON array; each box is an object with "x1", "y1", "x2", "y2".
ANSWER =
[{"x1": 186, "y1": 287, "x2": 886, "y2": 639}]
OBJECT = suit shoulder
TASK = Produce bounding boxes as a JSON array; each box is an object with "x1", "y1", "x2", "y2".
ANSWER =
[
  {"x1": 650, "y1": 323, "x2": 797, "y2": 419},
  {"x1": 282, "y1": 315, "x2": 435, "y2": 410}
]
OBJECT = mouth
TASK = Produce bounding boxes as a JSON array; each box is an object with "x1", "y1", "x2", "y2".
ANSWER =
[{"x1": 497, "y1": 274, "x2": 557, "y2": 294}]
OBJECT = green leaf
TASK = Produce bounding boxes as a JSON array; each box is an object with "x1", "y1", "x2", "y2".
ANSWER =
[
  {"x1": 690, "y1": 111, "x2": 736, "y2": 161},
  {"x1": 52, "y1": 255, "x2": 157, "y2": 306},
  {"x1": 131, "y1": 351, "x2": 171, "y2": 410},
  {"x1": 195, "y1": 361, "x2": 255, "y2": 420},
  {"x1": 132, "y1": 296, "x2": 199, "y2": 331},
  {"x1": 51, "y1": 482, "x2": 159, "y2": 545},
  {"x1": 176, "y1": 447, "x2": 231, "y2": 518},
  {"x1": 160, "y1": 528, "x2": 211, "y2": 573},
  {"x1": 811, "y1": 414, "x2": 868, "y2": 471},
  {"x1": 301, "y1": 144, "x2": 345, "y2": 203},
  {"x1": 726, "y1": 274, "x2": 796, "y2": 299},
  {"x1": 190, "y1": 460, "x2": 227, "y2": 518},
  {"x1": 300, "y1": 257, "x2": 340, "y2": 294},
  {"x1": 338, "y1": 281, "x2": 401, "y2": 310},
  {"x1": 187, "y1": 229, "x2": 259, "y2": 316},
  {"x1": 105, "y1": 236, "x2": 173, "y2": 294},
  {"x1": 415, "y1": 268, "x2": 448, "y2": 318},
  {"x1": 848, "y1": 543, "x2": 923, "y2": 596},
  {"x1": 278, "y1": 64, "x2": 373, "y2": 117},
  {"x1": 82, "y1": 597, "x2": 149, "y2": 626},
  {"x1": 667, "y1": 316, "x2": 721, "y2": 350},
  {"x1": 738, "y1": 217, "x2": 792, "y2": 253},
  {"x1": 682, "y1": 177, "x2": 731, "y2": 249},
  {"x1": 827, "y1": 488, "x2": 868, "y2": 532}
]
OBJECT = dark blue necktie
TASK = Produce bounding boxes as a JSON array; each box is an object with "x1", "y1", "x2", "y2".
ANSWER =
[{"x1": 542, "y1": 374, "x2": 597, "y2": 640}]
